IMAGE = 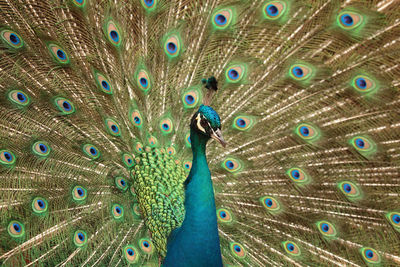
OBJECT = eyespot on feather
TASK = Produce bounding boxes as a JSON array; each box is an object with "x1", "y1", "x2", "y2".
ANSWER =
[
  {"x1": 111, "y1": 204, "x2": 124, "y2": 220},
  {"x1": 83, "y1": 144, "x2": 100, "y2": 159},
  {"x1": 73, "y1": 230, "x2": 87, "y2": 247},
  {"x1": 0, "y1": 149, "x2": 16, "y2": 166},
  {"x1": 32, "y1": 141, "x2": 51, "y2": 158},
  {"x1": 132, "y1": 203, "x2": 142, "y2": 219},
  {"x1": 222, "y1": 158, "x2": 243, "y2": 173},
  {"x1": 134, "y1": 142, "x2": 144, "y2": 153},
  {"x1": 385, "y1": 212, "x2": 400, "y2": 232},
  {"x1": 230, "y1": 242, "x2": 246, "y2": 259},
  {"x1": 148, "y1": 136, "x2": 158, "y2": 147},
  {"x1": 337, "y1": 181, "x2": 362, "y2": 201},
  {"x1": 48, "y1": 43, "x2": 70, "y2": 65},
  {"x1": 182, "y1": 87, "x2": 201, "y2": 109},
  {"x1": 352, "y1": 75, "x2": 377, "y2": 93},
  {"x1": 185, "y1": 132, "x2": 191, "y2": 148},
  {"x1": 54, "y1": 97, "x2": 75, "y2": 115},
  {"x1": 72, "y1": 186, "x2": 87, "y2": 202},
  {"x1": 122, "y1": 153, "x2": 134, "y2": 168},
  {"x1": 164, "y1": 34, "x2": 182, "y2": 58},
  {"x1": 349, "y1": 136, "x2": 376, "y2": 157},
  {"x1": 160, "y1": 118, "x2": 173, "y2": 134},
  {"x1": 166, "y1": 146, "x2": 176, "y2": 155},
  {"x1": 225, "y1": 64, "x2": 246, "y2": 83},
  {"x1": 233, "y1": 115, "x2": 254, "y2": 131},
  {"x1": 141, "y1": 0, "x2": 157, "y2": 10},
  {"x1": 212, "y1": 8, "x2": 234, "y2": 30},
  {"x1": 1, "y1": 29, "x2": 24, "y2": 49},
  {"x1": 217, "y1": 208, "x2": 233, "y2": 223},
  {"x1": 32, "y1": 197, "x2": 48, "y2": 214},
  {"x1": 137, "y1": 70, "x2": 152, "y2": 93},
  {"x1": 104, "y1": 20, "x2": 122, "y2": 47},
  {"x1": 94, "y1": 71, "x2": 113, "y2": 94},
  {"x1": 8, "y1": 90, "x2": 31, "y2": 107},
  {"x1": 263, "y1": 1, "x2": 287, "y2": 20},
  {"x1": 131, "y1": 110, "x2": 143, "y2": 128},
  {"x1": 183, "y1": 160, "x2": 192, "y2": 171},
  {"x1": 138, "y1": 238, "x2": 154, "y2": 254},
  {"x1": 360, "y1": 247, "x2": 381, "y2": 264},
  {"x1": 295, "y1": 123, "x2": 320, "y2": 142},
  {"x1": 338, "y1": 11, "x2": 363, "y2": 30},
  {"x1": 287, "y1": 168, "x2": 310, "y2": 185},
  {"x1": 115, "y1": 176, "x2": 128, "y2": 191},
  {"x1": 260, "y1": 196, "x2": 281, "y2": 213},
  {"x1": 316, "y1": 221, "x2": 337, "y2": 238},
  {"x1": 8, "y1": 220, "x2": 25, "y2": 238},
  {"x1": 123, "y1": 245, "x2": 139, "y2": 263},
  {"x1": 105, "y1": 118, "x2": 121, "y2": 136},
  {"x1": 72, "y1": 0, "x2": 86, "y2": 8},
  {"x1": 282, "y1": 241, "x2": 301, "y2": 256},
  {"x1": 289, "y1": 64, "x2": 313, "y2": 81}
]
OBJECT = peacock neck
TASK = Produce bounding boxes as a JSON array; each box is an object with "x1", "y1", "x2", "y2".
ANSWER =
[{"x1": 163, "y1": 128, "x2": 223, "y2": 266}]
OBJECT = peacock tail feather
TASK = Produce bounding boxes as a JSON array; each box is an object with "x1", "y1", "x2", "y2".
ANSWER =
[{"x1": 1, "y1": 0, "x2": 400, "y2": 266}]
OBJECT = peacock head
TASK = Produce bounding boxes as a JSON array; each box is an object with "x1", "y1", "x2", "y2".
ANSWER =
[{"x1": 190, "y1": 104, "x2": 226, "y2": 147}]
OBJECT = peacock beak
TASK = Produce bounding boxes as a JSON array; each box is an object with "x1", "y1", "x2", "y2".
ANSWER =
[{"x1": 211, "y1": 128, "x2": 226, "y2": 148}]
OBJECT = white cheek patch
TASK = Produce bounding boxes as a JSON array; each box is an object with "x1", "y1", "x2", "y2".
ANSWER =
[{"x1": 196, "y1": 113, "x2": 206, "y2": 133}]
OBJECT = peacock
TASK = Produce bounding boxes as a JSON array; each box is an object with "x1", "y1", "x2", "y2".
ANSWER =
[{"x1": 1, "y1": 0, "x2": 400, "y2": 266}]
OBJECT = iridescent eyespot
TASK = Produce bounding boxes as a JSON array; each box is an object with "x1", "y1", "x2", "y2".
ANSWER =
[
  {"x1": 360, "y1": 247, "x2": 381, "y2": 264},
  {"x1": 182, "y1": 87, "x2": 201, "y2": 109},
  {"x1": 230, "y1": 242, "x2": 246, "y2": 259},
  {"x1": 8, "y1": 220, "x2": 25, "y2": 238},
  {"x1": 137, "y1": 70, "x2": 152, "y2": 93},
  {"x1": 104, "y1": 20, "x2": 122, "y2": 47},
  {"x1": 183, "y1": 160, "x2": 192, "y2": 171},
  {"x1": 352, "y1": 75, "x2": 377, "y2": 93},
  {"x1": 72, "y1": 186, "x2": 87, "y2": 202},
  {"x1": 166, "y1": 146, "x2": 176, "y2": 155},
  {"x1": 338, "y1": 181, "x2": 362, "y2": 201},
  {"x1": 233, "y1": 115, "x2": 254, "y2": 131},
  {"x1": 338, "y1": 11, "x2": 363, "y2": 30},
  {"x1": 94, "y1": 71, "x2": 113, "y2": 94},
  {"x1": 263, "y1": 1, "x2": 287, "y2": 20},
  {"x1": 164, "y1": 33, "x2": 182, "y2": 58},
  {"x1": 287, "y1": 168, "x2": 310, "y2": 185},
  {"x1": 386, "y1": 212, "x2": 400, "y2": 232},
  {"x1": 141, "y1": 0, "x2": 157, "y2": 10},
  {"x1": 349, "y1": 136, "x2": 376, "y2": 157},
  {"x1": 185, "y1": 132, "x2": 191, "y2": 148},
  {"x1": 225, "y1": 64, "x2": 246, "y2": 83},
  {"x1": 135, "y1": 142, "x2": 144, "y2": 153},
  {"x1": 217, "y1": 208, "x2": 233, "y2": 223},
  {"x1": 131, "y1": 110, "x2": 143, "y2": 128},
  {"x1": 111, "y1": 204, "x2": 124, "y2": 220},
  {"x1": 132, "y1": 203, "x2": 141, "y2": 219},
  {"x1": 83, "y1": 144, "x2": 100, "y2": 159},
  {"x1": 73, "y1": 230, "x2": 87, "y2": 247},
  {"x1": 283, "y1": 241, "x2": 301, "y2": 256},
  {"x1": 48, "y1": 43, "x2": 70, "y2": 65},
  {"x1": 212, "y1": 8, "x2": 234, "y2": 30},
  {"x1": 32, "y1": 197, "x2": 48, "y2": 214},
  {"x1": 289, "y1": 64, "x2": 313, "y2": 81},
  {"x1": 222, "y1": 158, "x2": 243, "y2": 173},
  {"x1": 122, "y1": 153, "x2": 134, "y2": 168},
  {"x1": 54, "y1": 97, "x2": 75, "y2": 115},
  {"x1": 8, "y1": 90, "x2": 30, "y2": 107},
  {"x1": 32, "y1": 141, "x2": 51, "y2": 158},
  {"x1": 160, "y1": 118, "x2": 173, "y2": 134},
  {"x1": 0, "y1": 149, "x2": 16, "y2": 166},
  {"x1": 148, "y1": 136, "x2": 158, "y2": 147},
  {"x1": 123, "y1": 245, "x2": 139, "y2": 264},
  {"x1": 138, "y1": 238, "x2": 154, "y2": 254},
  {"x1": 260, "y1": 196, "x2": 281, "y2": 213},
  {"x1": 72, "y1": 0, "x2": 86, "y2": 8},
  {"x1": 105, "y1": 118, "x2": 121, "y2": 136},
  {"x1": 295, "y1": 123, "x2": 320, "y2": 142},
  {"x1": 115, "y1": 176, "x2": 128, "y2": 191},
  {"x1": 316, "y1": 221, "x2": 337, "y2": 238},
  {"x1": 1, "y1": 29, "x2": 24, "y2": 49}
]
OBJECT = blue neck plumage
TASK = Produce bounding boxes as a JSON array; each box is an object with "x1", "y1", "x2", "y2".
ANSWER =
[{"x1": 163, "y1": 127, "x2": 223, "y2": 267}]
